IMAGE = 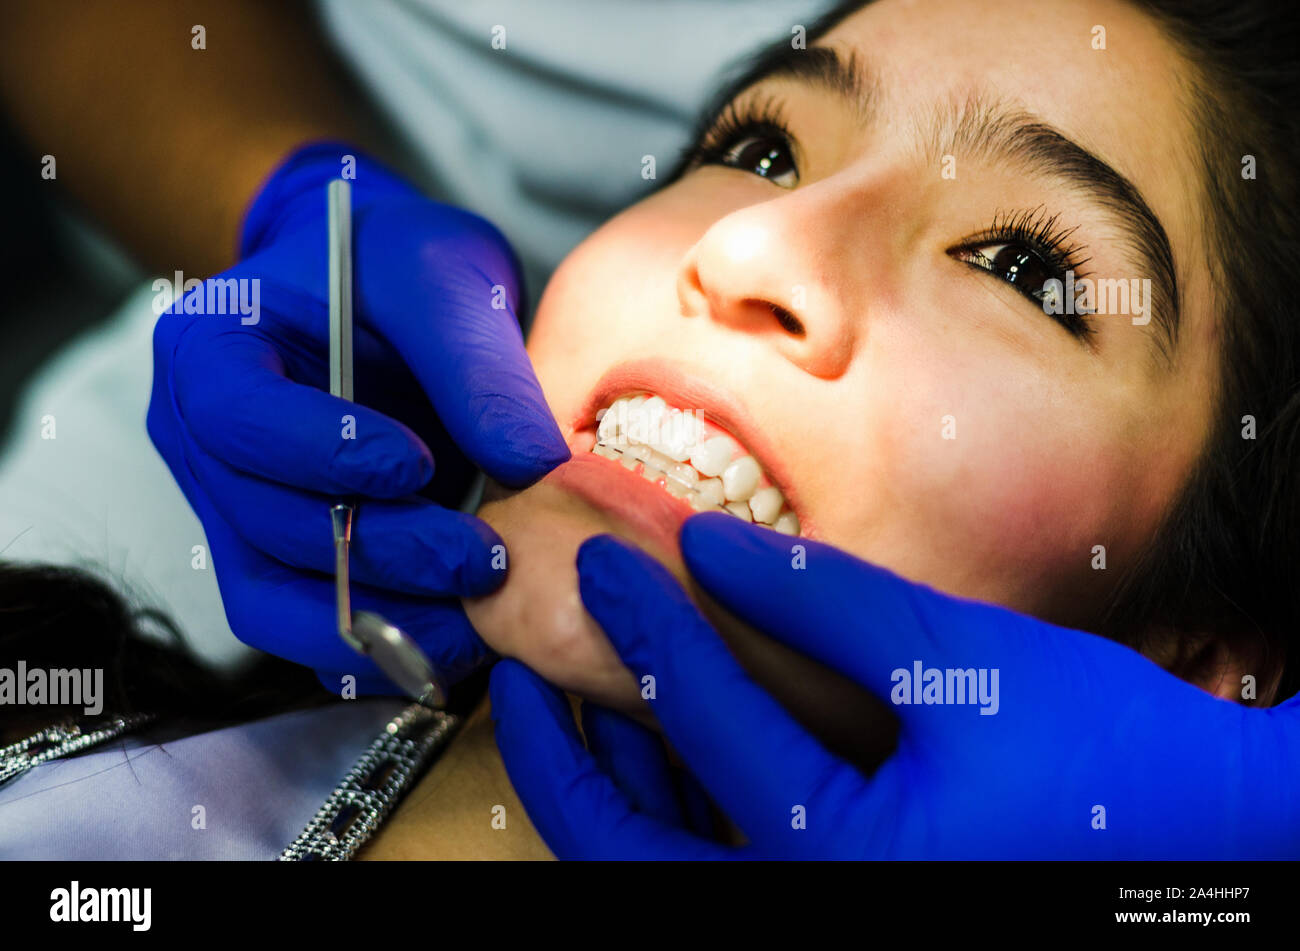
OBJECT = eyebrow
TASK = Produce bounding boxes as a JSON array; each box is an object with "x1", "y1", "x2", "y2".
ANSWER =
[{"x1": 694, "y1": 43, "x2": 1182, "y2": 363}]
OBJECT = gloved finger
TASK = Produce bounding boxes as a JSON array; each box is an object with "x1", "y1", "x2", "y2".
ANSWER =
[
  {"x1": 576, "y1": 535, "x2": 868, "y2": 853},
  {"x1": 200, "y1": 506, "x2": 488, "y2": 682},
  {"x1": 676, "y1": 759, "x2": 720, "y2": 839},
  {"x1": 260, "y1": 290, "x2": 482, "y2": 510},
  {"x1": 489, "y1": 659, "x2": 728, "y2": 860},
  {"x1": 167, "y1": 310, "x2": 434, "y2": 499},
  {"x1": 354, "y1": 208, "x2": 570, "y2": 488},
  {"x1": 680, "y1": 512, "x2": 1021, "y2": 702},
  {"x1": 580, "y1": 702, "x2": 685, "y2": 828},
  {"x1": 188, "y1": 445, "x2": 505, "y2": 598}
]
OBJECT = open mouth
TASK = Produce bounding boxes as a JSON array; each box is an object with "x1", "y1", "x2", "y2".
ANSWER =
[{"x1": 590, "y1": 392, "x2": 801, "y2": 536}]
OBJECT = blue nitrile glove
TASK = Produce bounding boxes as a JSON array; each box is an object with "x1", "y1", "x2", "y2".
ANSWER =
[
  {"x1": 491, "y1": 513, "x2": 1299, "y2": 859},
  {"x1": 148, "y1": 142, "x2": 569, "y2": 692}
]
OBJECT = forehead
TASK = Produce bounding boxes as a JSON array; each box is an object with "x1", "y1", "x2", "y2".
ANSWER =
[
  {"x1": 823, "y1": 0, "x2": 1192, "y2": 139},
  {"x1": 817, "y1": 0, "x2": 1206, "y2": 280},
  {"x1": 754, "y1": 0, "x2": 1215, "y2": 381}
]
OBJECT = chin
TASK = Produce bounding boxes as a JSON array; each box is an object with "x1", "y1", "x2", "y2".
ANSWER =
[
  {"x1": 463, "y1": 470, "x2": 658, "y2": 712},
  {"x1": 463, "y1": 461, "x2": 900, "y2": 773}
]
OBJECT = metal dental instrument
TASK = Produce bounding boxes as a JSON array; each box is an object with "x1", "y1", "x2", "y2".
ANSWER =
[{"x1": 328, "y1": 178, "x2": 448, "y2": 709}]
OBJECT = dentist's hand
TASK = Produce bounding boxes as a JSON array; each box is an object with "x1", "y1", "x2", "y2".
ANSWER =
[
  {"x1": 148, "y1": 142, "x2": 569, "y2": 692},
  {"x1": 492, "y1": 514, "x2": 1299, "y2": 859}
]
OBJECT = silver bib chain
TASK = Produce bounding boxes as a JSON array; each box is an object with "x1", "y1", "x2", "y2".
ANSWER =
[
  {"x1": 0, "y1": 713, "x2": 158, "y2": 788},
  {"x1": 279, "y1": 703, "x2": 461, "y2": 861},
  {"x1": 1, "y1": 703, "x2": 459, "y2": 860}
]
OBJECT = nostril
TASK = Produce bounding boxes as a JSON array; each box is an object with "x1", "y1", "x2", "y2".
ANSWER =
[{"x1": 765, "y1": 301, "x2": 806, "y2": 337}]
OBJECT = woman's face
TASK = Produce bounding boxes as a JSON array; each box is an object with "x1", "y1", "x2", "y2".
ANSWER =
[{"x1": 464, "y1": 0, "x2": 1219, "y2": 737}]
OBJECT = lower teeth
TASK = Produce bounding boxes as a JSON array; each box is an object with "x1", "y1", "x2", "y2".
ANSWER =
[{"x1": 592, "y1": 440, "x2": 800, "y2": 535}]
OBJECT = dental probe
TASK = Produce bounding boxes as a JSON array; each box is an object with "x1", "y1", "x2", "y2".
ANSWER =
[{"x1": 327, "y1": 178, "x2": 448, "y2": 709}]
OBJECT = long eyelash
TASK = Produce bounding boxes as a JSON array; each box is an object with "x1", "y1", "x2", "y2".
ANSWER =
[
  {"x1": 969, "y1": 206, "x2": 1093, "y2": 282},
  {"x1": 683, "y1": 95, "x2": 795, "y2": 169},
  {"x1": 960, "y1": 206, "x2": 1097, "y2": 342}
]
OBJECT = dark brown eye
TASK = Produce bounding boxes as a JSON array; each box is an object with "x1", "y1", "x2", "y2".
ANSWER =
[
  {"x1": 980, "y1": 245, "x2": 1055, "y2": 294},
  {"x1": 721, "y1": 133, "x2": 798, "y2": 187},
  {"x1": 954, "y1": 242, "x2": 1063, "y2": 311},
  {"x1": 950, "y1": 240, "x2": 1093, "y2": 340},
  {"x1": 949, "y1": 208, "x2": 1094, "y2": 340}
]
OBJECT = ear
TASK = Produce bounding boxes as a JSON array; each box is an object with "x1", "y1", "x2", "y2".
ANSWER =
[
  {"x1": 1142, "y1": 628, "x2": 1281, "y2": 706},
  {"x1": 1183, "y1": 639, "x2": 1281, "y2": 707}
]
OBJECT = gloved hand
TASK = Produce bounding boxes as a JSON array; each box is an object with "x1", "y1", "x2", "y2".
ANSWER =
[
  {"x1": 148, "y1": 142, "x2": 569, "y2": 693},
  {"x1": 491, "y1": 513, "x2": 1299, "y2": 859}
]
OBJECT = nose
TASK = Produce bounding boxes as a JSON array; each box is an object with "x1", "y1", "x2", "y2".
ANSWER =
[{"x1": 675, "y1": 185, "x2": 860, "y2": 379}]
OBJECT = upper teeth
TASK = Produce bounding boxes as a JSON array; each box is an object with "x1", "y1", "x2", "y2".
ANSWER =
[{"x1": 591, "y1": 393, "x2": 801, "y2": 536}]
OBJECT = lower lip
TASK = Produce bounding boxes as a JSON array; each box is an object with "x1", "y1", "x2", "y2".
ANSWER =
[{"x1": 543, "y1": 434, "x2": 695, "y2": 557}]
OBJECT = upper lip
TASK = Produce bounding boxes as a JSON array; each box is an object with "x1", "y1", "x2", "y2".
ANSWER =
[{"x1": 572, "y1": 357, "x2": 809, "y2": 533}]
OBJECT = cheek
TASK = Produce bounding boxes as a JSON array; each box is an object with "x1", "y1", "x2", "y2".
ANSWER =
[
  {"x1": 830, "y1": 355, "x2": 1179, "y2": 626},
  {"x1": 526, "y1": 187, "x2": 723, "y2": 420},
  {"x1": 935, "y1": 426, "x2": 1132, "y2": 588}
]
